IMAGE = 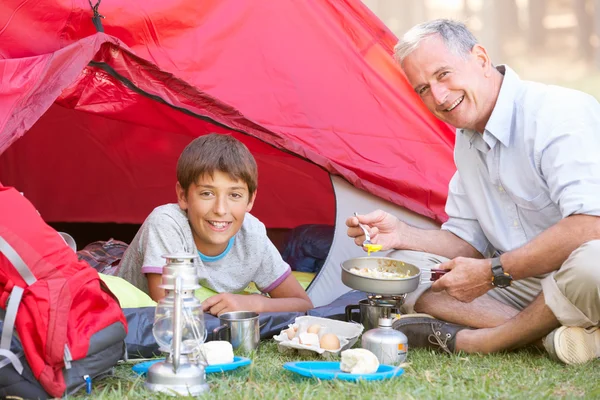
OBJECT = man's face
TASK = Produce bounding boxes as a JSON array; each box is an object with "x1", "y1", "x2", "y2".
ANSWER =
[
  {"x1": 402, "y1": 35, "x2": 490, "y2": 131},
  {"x1": 177, "y1": 170, "x2": 255, "y2": 256}
]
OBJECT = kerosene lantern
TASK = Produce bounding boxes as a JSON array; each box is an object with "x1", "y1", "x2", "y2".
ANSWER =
[{"x1": 145, "y1": 253, "x2": 209, "y2": 396}]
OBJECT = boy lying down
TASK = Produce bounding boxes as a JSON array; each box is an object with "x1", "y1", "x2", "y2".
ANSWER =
[{"x1": 118, "y1": 134, "x2": 313, "y2": 316}]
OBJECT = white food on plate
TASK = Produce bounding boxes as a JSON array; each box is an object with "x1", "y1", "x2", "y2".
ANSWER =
[
  {"x1": 198, "y1": 341, "x2": 234, "y2": 365},
  {"x1": 340, "y1": 348, "x2": 379, "y2": 374}
]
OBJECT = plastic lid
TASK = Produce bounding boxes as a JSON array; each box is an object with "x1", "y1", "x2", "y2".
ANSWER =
[{"x1": 378, "y1": 317, "x2": 392, "y2": 327}]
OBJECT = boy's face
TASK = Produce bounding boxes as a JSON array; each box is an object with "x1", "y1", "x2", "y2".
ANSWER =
[{"x1": 177, "y1": 170, "x2": 256, "y2": 256}]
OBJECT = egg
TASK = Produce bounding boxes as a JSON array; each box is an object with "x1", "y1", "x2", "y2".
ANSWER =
[
  {"x1": 319, "y1": 333, "x2": 340, "y2": 351},
  {"x1": 284, "y1": 328, "x2": 296, "y2": 340},
  {"x1": 307, "y1": 324, "x2": 321, "y2": 334}
]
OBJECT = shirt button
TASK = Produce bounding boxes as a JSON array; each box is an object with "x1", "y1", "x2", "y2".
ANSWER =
[
  {"x1": 498, "y1": 186, "x2": 504, "y2": 192},
  {"x1": 513, "y1": 220, "x2": 518, "y2": 227}
]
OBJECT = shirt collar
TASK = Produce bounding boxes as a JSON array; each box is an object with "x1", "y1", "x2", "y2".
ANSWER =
[
  {"x1": 483, "y1": 65, "x2": 520, "y2": 147},
  {"x1": 462, "y1": 129, "x2": 491, "y2": 153},
  {"x1": 197, "y1": 236, "x2": 235, "y2": 262}
]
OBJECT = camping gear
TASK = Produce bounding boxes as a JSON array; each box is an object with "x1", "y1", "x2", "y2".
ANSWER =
[
  {"x1": 361, "y1": 318, "x2": 408, "y2": 365},
  {"x1": 281, "y1": 224, "x2": 334, "y2": 274},
  {"x1": 345, "y1": 299, "x2": 401, "y2": 331},
  {"x1": 213, "y1": 312, "x2": 261, "y2": 354},
  {"x1": 0, "y1": 0, "x2": 456, "y2": 308},
  {"x1": 77, "y1": 239, "x2": 129, "y2": 276},
  {"x1": 426, "y1": 268, "x2": 449, "y2": 281},
  {"x1": 341, "y1": 256, "x2": 448, "y2": 331},
  {"x1": 282, "y1": 361, "x2": 404, "y2": 381},
  {"x1": 146, "y1": 254, "x2": 209, "y2": 396},
  {"x1": 58, "y1": 232, "x2": 77, "y2": 251},
  {"x1": 133, "y1": 356, "x2": 252, "y2": 376},
  {"x1": 341, "y1": 257, "x2": 423, "y2": 295},
  {"x1": 0, "y1": 186, "x2": 127, "y2": 399}
]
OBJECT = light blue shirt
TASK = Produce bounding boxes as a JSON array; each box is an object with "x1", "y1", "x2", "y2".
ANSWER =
[{"x1": 442, "y1": 65, "x2": 600, "y2": 256}]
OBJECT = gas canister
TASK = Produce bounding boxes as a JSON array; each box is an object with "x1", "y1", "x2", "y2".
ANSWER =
[{"x1": 361, "y1": 317, "x2": 408, "y2": 365}]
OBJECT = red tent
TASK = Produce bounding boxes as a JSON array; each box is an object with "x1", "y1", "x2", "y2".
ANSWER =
[{"x1": 0, "y1": 0, "x2": 454, "y2": 230}]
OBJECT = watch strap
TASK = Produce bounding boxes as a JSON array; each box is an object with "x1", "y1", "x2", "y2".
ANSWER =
[
  {"x1": 490, "y1": 256, "x2": 512, "y2": 288},
  {"x1": 491, "y1": 256, "x2": 503, "y2": 275}
]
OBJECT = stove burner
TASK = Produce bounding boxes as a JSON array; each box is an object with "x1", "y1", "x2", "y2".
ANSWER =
[{"x1": 366, "y1": 294, "x2": 406, "y2": 307}]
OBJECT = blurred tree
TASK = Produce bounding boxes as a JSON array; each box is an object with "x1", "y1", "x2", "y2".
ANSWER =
[
  {"x1": 480, "y1": 0, "x2": 512, "y2": 62},
  {"x1": 595, "y1": 0, "x2": 600, "y2": 68},
  {"x1": 500, "y1": 0, "x2": 521, "y2": 37},
  {"x1": 573, "y1": 0, "x2": 593, "y2": 59},
  {"x1": 528, "y1": 0, "x2": 547, "y2": 50}
]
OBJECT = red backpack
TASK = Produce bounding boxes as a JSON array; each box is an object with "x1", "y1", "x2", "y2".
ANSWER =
[{"x1": 0, "y1": 185, "x2": 128, "y2": 398}]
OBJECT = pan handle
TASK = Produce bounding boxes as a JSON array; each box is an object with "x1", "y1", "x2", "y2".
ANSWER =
[
  {"x1": 345, "y1": 304, "x2": 360, "y2": 322},
  {"x1": 429, "y1": 268, "x2": 448, "y2": 281}
]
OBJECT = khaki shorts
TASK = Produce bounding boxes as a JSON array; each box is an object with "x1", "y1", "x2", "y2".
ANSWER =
[{"x1": 390, "y1": 241, "x2": 600, "y2": 328}]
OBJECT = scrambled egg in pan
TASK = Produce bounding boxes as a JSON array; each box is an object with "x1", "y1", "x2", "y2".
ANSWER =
[{"x1": 348, "y1": 265, "x2": 412, "y2": 279}]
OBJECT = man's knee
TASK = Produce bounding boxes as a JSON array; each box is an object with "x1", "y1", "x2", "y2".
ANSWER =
[
  {"x1": 557, "y1": 240, "x2": 600, "y2": 292},
  {"x1": 548, "y1": 240, "x2": 600, "y2": 325}
]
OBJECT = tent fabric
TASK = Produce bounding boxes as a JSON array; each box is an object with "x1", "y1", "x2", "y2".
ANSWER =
[
  {"x1": 0, "y1": 0, "x2": 455, "y2": 228},
  {"x1": 0, "y1": 40, "x2": 335, "y2": 228}
]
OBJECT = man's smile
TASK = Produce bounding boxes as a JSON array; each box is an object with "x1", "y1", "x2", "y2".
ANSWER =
[{"x1": 443, "y1": 95, "x2": 464, "y2": 112}]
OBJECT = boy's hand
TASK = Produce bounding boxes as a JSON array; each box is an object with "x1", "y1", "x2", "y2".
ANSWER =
[{"x1": 202, "y1": 293, "x2": 260, "y2": 316}]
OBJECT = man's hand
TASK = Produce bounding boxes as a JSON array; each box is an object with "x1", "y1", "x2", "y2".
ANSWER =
[
  {"x1": 346, "y1": 209, "x2": 405, "y2": 251},
  {"x1": 202, "y1": 293, "x2": 261, "y2": 316},
  {"x1": 431, "y1": 257, "x2": 493, "y2": 302}
]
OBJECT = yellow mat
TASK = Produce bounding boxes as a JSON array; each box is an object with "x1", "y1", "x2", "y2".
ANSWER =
[{"x1": 100, "y1": 271, "x2": 316, "y2": 306}]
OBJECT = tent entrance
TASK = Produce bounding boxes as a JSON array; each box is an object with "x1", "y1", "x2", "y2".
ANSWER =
[{"x1": 0, "y1": 49, "x2": 337, "y2": 291}]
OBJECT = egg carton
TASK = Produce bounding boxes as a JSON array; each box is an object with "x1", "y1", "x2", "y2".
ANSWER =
[{"x1": 273, "y1": 316, "x2": 364, "y2": 359}]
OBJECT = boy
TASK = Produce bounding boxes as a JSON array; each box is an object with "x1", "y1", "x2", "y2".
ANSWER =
[{"x1": 119, "y1": 134, "x2": 313, "y2": 315}]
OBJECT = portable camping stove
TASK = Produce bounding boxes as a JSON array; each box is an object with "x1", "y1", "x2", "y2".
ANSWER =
[
  {"x1": 366, "y1": 294, "x2": 406, "y2": 319},
  {"x1": 345, "y1": 294, "x2": 408, "y2": 330},
  {"x1": 366, "y1": 294, "x2": 407, "y2": 308}
]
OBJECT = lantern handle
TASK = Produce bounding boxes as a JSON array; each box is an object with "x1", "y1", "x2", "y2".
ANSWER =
[{"x1": 172, "y1": 275, "x2": 183, "y2": 373}]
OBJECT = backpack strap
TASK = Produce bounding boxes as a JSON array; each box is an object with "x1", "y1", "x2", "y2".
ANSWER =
[
  {"x1": 0, "y1": 236, "x2": 37, "y2": 374},
  {"x1": 0, "y1": 286, "x2": 24, "y2": 374},
  {"x1": 0, "y1": 237, "x2": 37, "y2": 285}
]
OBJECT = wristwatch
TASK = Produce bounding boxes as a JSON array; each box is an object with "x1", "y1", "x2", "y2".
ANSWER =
[{"x1": 491, "y1": 257, "x2": 513, "y2": 288}]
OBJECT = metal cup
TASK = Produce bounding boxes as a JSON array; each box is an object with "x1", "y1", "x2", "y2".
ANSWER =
[
  {"x1": 345, "y1": 299, "x2": 401, "y2": 331},
  {"x1": 213, "y1": 311, "x2": 260, "y2": 353}
]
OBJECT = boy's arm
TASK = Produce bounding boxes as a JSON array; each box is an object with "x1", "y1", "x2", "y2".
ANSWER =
[
  {"x1": 202, "y1": 275, "x2": 313, "y2": 315},
  {"x1": 138, "y1": 207, "x2": 192, "y2": 301},
  {"x1": 260, "y1": 274, "x2": 313, "y2": 311},
  {"x1": 147, "y1": 273, "x2": 166, "y2": 301}
]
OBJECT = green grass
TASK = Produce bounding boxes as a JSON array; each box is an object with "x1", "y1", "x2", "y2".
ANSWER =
[{"x1": 74, "y1": 341, "x2": 599, "y2": 400}]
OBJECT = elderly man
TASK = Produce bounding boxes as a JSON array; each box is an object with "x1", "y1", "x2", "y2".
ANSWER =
[{"x1": 347, "y1": 19, "x2": 600, "y2": 364}]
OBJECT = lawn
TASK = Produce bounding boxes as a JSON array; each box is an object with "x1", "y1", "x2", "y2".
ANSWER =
[{"x1": 75, "y1": 340, "x2": 600, "y2": 400}]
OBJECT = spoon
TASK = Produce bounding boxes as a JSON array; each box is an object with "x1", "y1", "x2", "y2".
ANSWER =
[{"x1": 353, "y1": 212, "x2": 382, "y2": 255}]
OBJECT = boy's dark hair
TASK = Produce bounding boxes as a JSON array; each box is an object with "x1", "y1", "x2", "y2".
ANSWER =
[{"x1": 177, "y1": 134, "x2": 258, "y2": 198}]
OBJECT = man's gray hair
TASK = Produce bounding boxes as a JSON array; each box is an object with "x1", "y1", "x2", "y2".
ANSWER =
[{"x1": 394, "y1": 19, "x2": 478, "y2": 65}]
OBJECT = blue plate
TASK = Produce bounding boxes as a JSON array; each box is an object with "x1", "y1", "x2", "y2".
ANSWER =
[
  {"x1": 283, "y1": 361, "x2": 403, "y2": 381},
  {"x1": 132, "y1": 356, "x2": 251, "y2": 375}
]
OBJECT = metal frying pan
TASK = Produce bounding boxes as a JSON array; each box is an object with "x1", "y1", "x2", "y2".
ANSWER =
[{"x1": 340, "y1": 256, "x2": 448, "y2": 295}]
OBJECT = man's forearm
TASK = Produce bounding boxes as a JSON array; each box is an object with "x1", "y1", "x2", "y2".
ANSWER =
[
  {"x1": 398, "y1": 225, "x2": 483, "y2": 259},
  {"x1": 501, "y1": 214, "x2": 600, "y2": 279}
]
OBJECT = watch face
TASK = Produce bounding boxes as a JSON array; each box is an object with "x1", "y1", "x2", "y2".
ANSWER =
[{"x1": 493, "y1": 274, "x2": 512, "y2": 288}]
